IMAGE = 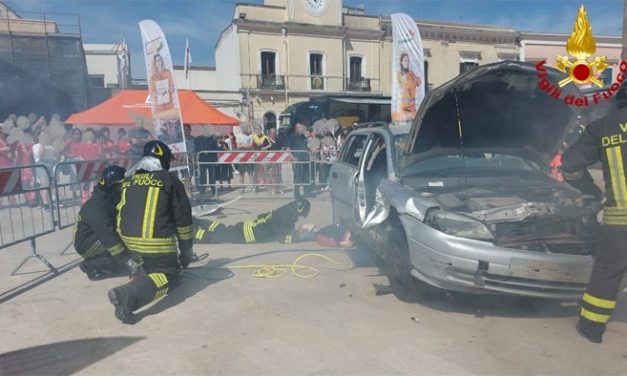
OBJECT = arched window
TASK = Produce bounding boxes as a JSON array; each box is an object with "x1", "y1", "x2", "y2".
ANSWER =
[{"x1": 263, "y1": 111, "x2": 277, "y2": 130}]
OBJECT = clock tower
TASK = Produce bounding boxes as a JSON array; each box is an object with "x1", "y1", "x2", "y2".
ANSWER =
[{"x1": 287, "y1": 0, "x2": 342, "y2": 26}]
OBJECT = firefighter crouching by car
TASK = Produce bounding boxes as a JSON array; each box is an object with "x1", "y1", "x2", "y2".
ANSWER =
[
  {"x1": 108, "y1": 140, "x2": 194, "y2": 324},
  {"x1": 561, "y1": 86, "x2": 627, "y2": 344},
  {"x1": 74, "y1": 166, "x2": 142, "y2": 281}
]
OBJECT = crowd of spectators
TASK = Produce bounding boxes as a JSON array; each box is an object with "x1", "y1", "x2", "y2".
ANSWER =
[
  {"x1": 0, "y1": 113, "x2": 353, "y2": 207},
  {"x1": 0, "y1": 113, "x2": 153, "y2": 209}
]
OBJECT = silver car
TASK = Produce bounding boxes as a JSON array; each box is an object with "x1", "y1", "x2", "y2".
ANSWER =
[{"x1": 329, "y1": 61, "x2": 599, "y2": 300}]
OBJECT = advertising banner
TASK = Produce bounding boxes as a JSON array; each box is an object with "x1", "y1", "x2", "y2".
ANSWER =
[
  {"x1": 391, "y1": 13, "x2": 425, "y2": 125},
  {"x1": 139, "y1": 19, "x2": 187, "y2": 153}
]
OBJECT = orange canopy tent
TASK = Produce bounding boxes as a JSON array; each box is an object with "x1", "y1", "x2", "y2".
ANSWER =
[{"x1": 66, "y1": 90, "x2": 239, "y2": 136}]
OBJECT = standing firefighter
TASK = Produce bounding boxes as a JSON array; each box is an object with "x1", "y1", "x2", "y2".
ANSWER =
[
  {"x1": 74, "y1": 166, "x2": 141, "y2": 280},
  {"x1": 108, "y1": 140, "x2": 194, "y2": 324},
  {"x1": 561, "y1": 88, "x2": 627, "y2": 344}
]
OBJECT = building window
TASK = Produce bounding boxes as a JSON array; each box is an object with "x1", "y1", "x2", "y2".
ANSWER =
[
  {"x1": 309, "y1": 52, "x2": 324, "y2": 90},
  {"x1": 88, "y1": 74, "x2": 105, "y2": 87},
  {"x1": 258, "y1": 50, "x2": 284, "y2": 89},
  {"x1": 601, "y1": 67, "x2": 613, "y2": 86},
  {"x1": 263, "y1": 112, "x2": 277, "y2": 130},
  {"x1": 261, "y1": 51, "x2": 276, "y2": 77},
  {"x1": 460, "y1": 62, "x2": 478, "y2": 74},
  {"x1": 350, "y1": 56, "x2": 363, "y2": 81},
  {"x1": 347, "y1": 56, "x2": 369, "y2": 91},
  {"x1": 310, "y1": 53, "x2": 323, "y2": 76}
]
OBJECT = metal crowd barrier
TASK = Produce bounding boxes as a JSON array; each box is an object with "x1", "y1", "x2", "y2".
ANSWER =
[
  {"x1": 311, "y1": 149, "x2": 339, "y2": 187},
  {"x1": 170, "y1": 161, "x2": 196, "y2": 197},
  {"x1": 0, "y1": 164, "x2": 58, "y2": 275},
  {"x1": 52, "y1": 158, "x2": 130, "y2": 230},
  {"x1": 196, "y1": 150, "x2": 314, "y2": 198}
]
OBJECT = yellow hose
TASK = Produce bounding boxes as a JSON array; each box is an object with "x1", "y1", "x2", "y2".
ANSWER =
[{"x1": 227, "y1": 253, "x2": 349, "y2": 278}]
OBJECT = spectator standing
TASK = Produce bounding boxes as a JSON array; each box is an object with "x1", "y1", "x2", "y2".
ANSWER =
[
  {"x1": 32, "y1": 131, "x2": 57, "y2": 211},
  {"x1": 194, "y1": 126, "x2": 218, "y2": 196},
  {"x1": 0, "y1": 133, "x2": 15, "y2": 207},
  {"x1": 307, "y1": 129, "x2": 321, "y2": 190},
  {"x1": 116, "y1": 128, "x2": 131, "y2": 155},
  {"x1": 337, "y1": 127, "x2": 351, "y2": 149},
  {"x1": 319, "y1": 129, "x2": 337, "y2": 190},
  {"x1": 290, "y1": 123, "x2": 313, "y2": 198},
  {"x1": 182, "y1": 124, "x2": 196, "y2": 192},
  {"x1": 14, "y1": 134, "x2": 36, "y2": 206},
  {"x1": 78, "y1": 129, "x2": 101, "y2": 203},
  {"x1": 267, "y1": 128, "x2": 283, "y2": 194},
  {"x1": 222, "y1": 133, "x2": 237, "y2": 180},
  {"x1": 252, "y1": 127, "x2": 271, "y2": 191},
  {"x1": 98, "y1": 128, "x2": 115, "y2": 158},
  {"x1": 216, "y1": 135, "x2": 232, "y2": 190},
  {"x1": 65, "y1": 128, "x2": 82, "y2": 160},
  {"x1": 236, "y1": 127, "x2": 254, "y2": 192},
  {"x1": 128, "y1": 130, "x2": 145, "y2": 166},
  {"x1": 63, "y1": 128, "x2": 82, "y2": 200}
]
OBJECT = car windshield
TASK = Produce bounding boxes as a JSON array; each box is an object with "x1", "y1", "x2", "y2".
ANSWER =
[{"x1": 403, "y1": 153, "x2": 535, "y2": 177}]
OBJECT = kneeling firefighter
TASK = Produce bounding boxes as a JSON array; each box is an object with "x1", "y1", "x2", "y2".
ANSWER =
[
  {"x1": 108, "y1": 140, "x2": 194, "y2": 323},
  {"x1": 74, "y1": 166, "x2": 142, "y2": 280},
  {"x1": 193, "y1": 199, "x2": 311, "y2": 244}
]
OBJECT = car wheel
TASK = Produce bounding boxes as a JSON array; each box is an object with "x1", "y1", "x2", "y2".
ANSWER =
[{"x1": 384, "y1": 219, "x2": 437, "y2": 302}]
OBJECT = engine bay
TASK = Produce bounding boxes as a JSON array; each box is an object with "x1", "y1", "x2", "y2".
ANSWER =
[{"x1": 426, "y1": 186, "x2": 600, "y2": 254}]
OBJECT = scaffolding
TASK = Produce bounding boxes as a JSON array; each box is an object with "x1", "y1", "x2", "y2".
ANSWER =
[{"x1": 0, "y1": 6, "x2": 89, "y2": 120}]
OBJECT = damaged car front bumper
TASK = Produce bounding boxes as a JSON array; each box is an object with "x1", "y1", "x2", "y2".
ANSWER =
[{"x1": 400, "y1": 214, "x2": 593, "y2": 299}]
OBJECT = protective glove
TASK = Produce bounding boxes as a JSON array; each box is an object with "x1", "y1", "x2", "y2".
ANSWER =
[
  {"x1": 117, "y1": 251, "x2": 145, "y2": 279},
  {"x1": 125, "y1": 256, "x2": 145, "y2": 278},
  {"x1": 179, "y1": 248, "x2": 194, "y2": 269}
]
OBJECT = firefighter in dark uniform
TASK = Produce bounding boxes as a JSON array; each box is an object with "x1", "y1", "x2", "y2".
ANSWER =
[
  {"x1": 108, "y1": 140, "x2": 194, "y2": 324},
  {"x1": 562, "y1": 87, "x2": 627, "y2": 344},
  {"x1": 74, "y1": 166, "x2": 141, "y2": 280},
  {"x1": 193, "y1": 199, "x2": 311, "y2": 244}
]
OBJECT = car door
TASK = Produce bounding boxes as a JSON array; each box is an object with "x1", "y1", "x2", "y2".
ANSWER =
[
  {"x1": 354, "y1": 132, "x2": 392, "y2": 230},
  {"x1": 329, "y1": 133, "x2": 369, "y2": 226}
]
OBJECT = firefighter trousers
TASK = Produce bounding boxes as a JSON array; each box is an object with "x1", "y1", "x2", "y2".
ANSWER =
[
  {"x1": 580, "y1": 226, "x2": 627, "y2": 337},
  {"x1": 112, "y1": 254, "x2": 180, "y2": 313}
]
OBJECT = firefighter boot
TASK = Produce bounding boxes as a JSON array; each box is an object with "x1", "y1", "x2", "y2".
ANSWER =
[
  {"x1": 108, "y1": 286, "x2": 136, "y2": 324},
  {"x1": 576, "y1": 320, "x2": 603, "y2": 344},
  {"x1": 108, "y1": 275, "x2": 162, "y2": 324}
]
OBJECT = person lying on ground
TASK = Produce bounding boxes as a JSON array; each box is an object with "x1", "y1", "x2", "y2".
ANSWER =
[{"x1": 193, "y1": 199, "x2": 353, "y2": 248}]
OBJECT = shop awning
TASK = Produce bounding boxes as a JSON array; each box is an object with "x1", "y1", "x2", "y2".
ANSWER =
[{"x1": 66, "y1": 90, "x2": 239, "y2": 126}]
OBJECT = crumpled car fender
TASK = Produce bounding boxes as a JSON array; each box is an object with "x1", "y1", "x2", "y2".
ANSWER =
[{"x1": 378, "y1": 179, "x2": 439, "y2": 222}]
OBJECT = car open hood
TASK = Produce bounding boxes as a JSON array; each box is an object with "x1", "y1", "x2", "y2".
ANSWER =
[{"x1": 404, "y1": 61, "x2": 582, "y2": 167}]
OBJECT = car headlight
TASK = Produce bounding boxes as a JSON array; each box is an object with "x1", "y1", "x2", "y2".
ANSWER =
[{"x1": 424, "y1": 208, "x2": 494, "y2": 241}]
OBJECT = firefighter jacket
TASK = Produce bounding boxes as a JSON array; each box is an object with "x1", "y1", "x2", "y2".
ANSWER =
[
  {"x1": 117, "y1": 170, "x2": 193, "y2": 255},
  {"x1": 74, "y1": 188, "x2": 126, "y2": 258},
  {"x1": 194, "y1": 200, "x2": 305, "y2": 244},
  {"x1": 562, "y1": 105, "x2": 627, "y2": 226}
]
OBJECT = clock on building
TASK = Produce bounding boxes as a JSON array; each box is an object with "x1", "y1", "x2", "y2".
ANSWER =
[{"x1": 303, "y1": 0, "x2": 329, "y2": 16}]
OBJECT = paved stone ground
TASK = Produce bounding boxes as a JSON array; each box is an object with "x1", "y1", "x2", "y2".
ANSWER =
[{"x1": 1, "y1": 190, "x2": 627, "y2": 375}]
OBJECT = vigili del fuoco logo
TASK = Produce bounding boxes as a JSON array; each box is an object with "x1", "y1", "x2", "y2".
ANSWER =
[{"x1": 535, "y1": 5, "x2": 626, "y2": 107}]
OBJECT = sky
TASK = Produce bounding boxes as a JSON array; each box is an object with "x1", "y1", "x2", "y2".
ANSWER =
[{"x1": 4, "y1": 0, "x2": 624, "y2": 78}]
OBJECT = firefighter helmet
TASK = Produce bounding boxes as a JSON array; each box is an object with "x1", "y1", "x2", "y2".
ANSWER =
[
  {"x1": 98, "y1": 165, "x2": 126, "y2": 190},
  {"x1": 294, "y1": 198, "x2": 311, "y2": 217},
  {"x1": 143, "y1": 140, "x2": 174, "y2": 170}
]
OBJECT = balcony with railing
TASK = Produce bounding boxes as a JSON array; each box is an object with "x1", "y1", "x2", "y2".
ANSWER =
[
  {"x1": 346, "y1": 77, "x2": 371, "y2": 92},
  {"x1": 242, "y1": 73, "x2": 383, "y2": 93},
  {"x1": 256, "y1": 74, "x2": 285, "y2": 90}
]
